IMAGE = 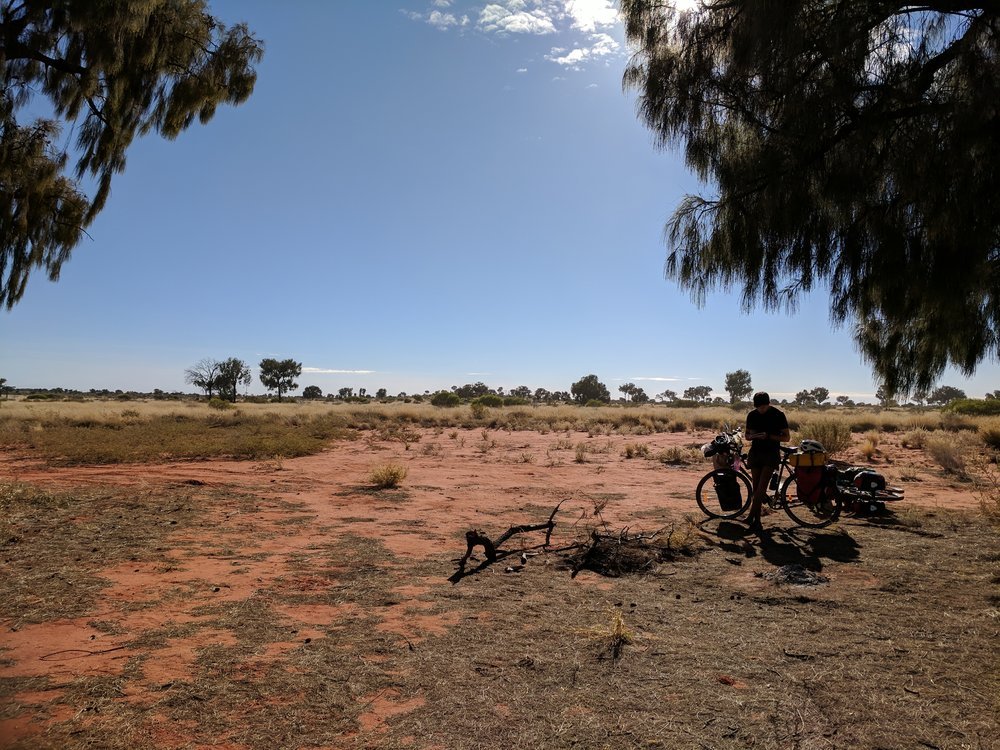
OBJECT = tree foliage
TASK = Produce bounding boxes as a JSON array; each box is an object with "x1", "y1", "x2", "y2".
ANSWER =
[
  {"x1": 723, "y1": 369, "x2": 752, "y2": 403},
  {"x1": 215, "y1": 357, "x2": 251, "y2": 402},
  {"x1": 0, "y1": 0, "x2": 263, "y2": 308},
  {"x1": 571, "y1": 374, "x2": 610, "y2": 404},
  {"x1": 682, "y1": 385, "x2": 712, "y2": 402},
  {"x1": 622, "y1": 1, "x2": 1000, "y2": 394},
  {"x1": 258, "y1": 358, "x2": 301, "y2": 402},
  {"x1": 811, "y1": 387, "x2": 830, "y2": 405},
  {"x1": 430, "y1": 390, "x2": 461, "y2": 407},
  {"x1": 928, "y1": 385, "x2": 967, "y2": 404},
  {"x1": 302, "y1": 385, "x2": 322, "y2": 399},
  {"x1": 795, "y1": 389, "x2": 817, "y2": 406}
]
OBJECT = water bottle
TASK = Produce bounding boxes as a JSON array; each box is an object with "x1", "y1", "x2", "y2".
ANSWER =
[{"x1": 768, "y1": 472, "x2": 779, "y2": 491}]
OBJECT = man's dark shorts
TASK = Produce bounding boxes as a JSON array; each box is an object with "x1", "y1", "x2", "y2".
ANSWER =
[{"x1": 747, "y1": 452, "x2": 778, "y2": 471}]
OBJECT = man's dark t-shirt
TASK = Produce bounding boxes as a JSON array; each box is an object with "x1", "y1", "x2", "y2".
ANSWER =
[{"x1": 746, "y1": 406, "x2": 788, "y2": 466}]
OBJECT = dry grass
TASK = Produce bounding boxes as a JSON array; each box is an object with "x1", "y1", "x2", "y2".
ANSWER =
[
  {"x1": 925, "y1": 433, "x2": 972, "y2": 475},
  {"x1": 621, "y1": 442, "x2": 651, "y2": 459},
  {"x1": 901, "y1": 428, "x2": 929, "y2": 449},
  {"x1": 974, "y1": 454, "x2": 1000, "y2": 525},
  {"x1": 793, "y1": 418, "x2": 853, "y2": 455},
  {"x1": 0, "y1": 408, "x2": 355, "y2": 465},
  {"x1": 2, "y1": 472, "x2": 998, "y2": 750},
  {"x1": 368, "y1": 463, "x2": 407, "y2": 489},
  {"x1": 3, "y1": 399, "x2": 997, "y2": 467}
]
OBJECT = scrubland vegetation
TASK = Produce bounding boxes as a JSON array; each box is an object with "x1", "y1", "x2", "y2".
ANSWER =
[{"x1": 1, "y1": 396, "x2": 998, "y2": 469}]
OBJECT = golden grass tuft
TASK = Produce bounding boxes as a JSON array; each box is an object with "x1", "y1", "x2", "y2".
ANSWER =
[{"x1": 368, "y1": 463, "x2": 407, "y2": 489}]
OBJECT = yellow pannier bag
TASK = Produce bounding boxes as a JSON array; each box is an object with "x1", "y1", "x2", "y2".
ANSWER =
[{"x1": 789, "y1": 451, "x2": 827, "y2": 467}]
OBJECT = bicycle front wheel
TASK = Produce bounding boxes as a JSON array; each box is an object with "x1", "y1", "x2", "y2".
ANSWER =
[
  {"x1": 779, "y1": 473, "x2": 842, "y2": 528},
  {"x1": 695, "y1": 469, "x2": 753, "y2": 519}
]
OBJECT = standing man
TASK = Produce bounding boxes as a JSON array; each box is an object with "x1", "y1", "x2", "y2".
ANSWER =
[{"x1": 744, "y1": 391, "x2": 790, "y2": 529}]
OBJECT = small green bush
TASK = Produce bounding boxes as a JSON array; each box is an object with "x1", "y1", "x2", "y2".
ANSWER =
[
  {"x1": 584, "y1": 399, "x2": 605, "y2": 408},
  {"x1": 430, "y1": 391, "x2": 461, "y2": 407},
  {"x1": 944, "y1": 398, "x2": 1000, "y2": 416},
  {"x1": 502, "y1": 396, "x2": 529, "y2": 406},
  {"x1": 474, "y1": 394, "x2": 504, "y2": 408},
  {"x1": 208, "y1": 397, "x2": 233, "y2": 410}
]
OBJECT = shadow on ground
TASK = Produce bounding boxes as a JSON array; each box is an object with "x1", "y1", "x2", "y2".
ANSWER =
[{"x1": 703, "y1": 517, "x2": 861, "y2": 571}]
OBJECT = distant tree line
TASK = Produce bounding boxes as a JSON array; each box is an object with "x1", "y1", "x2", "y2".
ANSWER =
[{"x1": 5, "y1": 363, "x2": 990, "y2": 410}]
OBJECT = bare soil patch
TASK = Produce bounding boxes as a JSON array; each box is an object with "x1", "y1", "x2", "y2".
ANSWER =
[{"x1": 1, "y1": 428, "x2": 998, "y2": 749}]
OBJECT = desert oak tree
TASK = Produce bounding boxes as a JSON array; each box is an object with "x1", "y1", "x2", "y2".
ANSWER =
[
  {"x1": 622, "y1": 1, "x2": 1000, "y2": 394},
  {"x1": 724, "y1": 369, "x2": 752, "y2": 404},
  {"x1": 258, "y1": 358, "x2": 301, "y2": 402},
  {"x1": 0, "y1": 0, "x2": 263, "y2": 308},
  {"x1": 571, "y1": 374, "x2": 611, "y2": 404},
  {"x1": 215, "y1": 357, "x2": 251, "y2": 403}
]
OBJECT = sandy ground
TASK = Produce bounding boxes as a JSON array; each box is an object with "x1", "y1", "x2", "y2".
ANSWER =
[{"x1": 0, "y1": 428, "x2": 984, "y2": 748}]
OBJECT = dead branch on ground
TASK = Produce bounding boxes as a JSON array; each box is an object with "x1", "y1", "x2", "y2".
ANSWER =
[
  {"x1": 450, "y1": 501, "x2": 564, "y2": 582},
  {"x1": 450, "y1": 503, "x2": 700, "y2": 582}
]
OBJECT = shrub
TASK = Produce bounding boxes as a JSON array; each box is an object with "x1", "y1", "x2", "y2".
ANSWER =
[
  {"x1": 943, "y1": 398, "x2": 1000, "y2": 416},
  {"x1": 795, "y1": 419, "x2": 852, "y2": 455},
  {"x1": 208, "y1": 397, "x2": 233, "y2": 410},
  {"x1": 901, "y1": 428, "x2": 928, "y2": 449},
  {"x1": 469, "y1": 402, "x2": 487, "y2": 420},
  {"x1": 656, "y1": 446, "x2": 693, "y2": 465},
  {"x1": 502, "y1": 396, "x2": 529, "y2": 406},
  {"x1": 621, "y1": 442, "x2": 650, "y2": 459},
  {"x1": 940, "y1": 412, "x2": 977, "y2": 432},
  {"x1": 925, "y1": 434, "x2": 967, "y2": 474},
  {"x1": 584, "y1": 399, "x2": 605, "y2": 408},
  {"x1": 369, "y1": 463, "x2": 407, "y2": 489},
  {"x1": 982, "y1": 427, "x2": 1000, "y2": 452},
  {"x1": 430, "y1": 391, "x2": 461, "y2": 407},
  {"x1": 976, "y1": 461, "x2": 1000, "y2": 526},
  {"x1": 574, "y1": 443, "x2": 588, "y2": 462},
  {"x1": 474, "y1": 394, "x2": 503, "y2": 408}
]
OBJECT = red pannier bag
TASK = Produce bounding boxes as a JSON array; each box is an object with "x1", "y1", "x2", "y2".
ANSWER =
[{"x1": 795, "y1": 467, "x2": 824, "y2": 504}]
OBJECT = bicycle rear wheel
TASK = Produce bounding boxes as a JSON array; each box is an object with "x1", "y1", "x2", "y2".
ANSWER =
[
  {"x1": 695, "y1": 469, "x2": 753, "y2": 519},
  {"x1": 779, "y1": 473, "x2": 842, "y2": 528}
]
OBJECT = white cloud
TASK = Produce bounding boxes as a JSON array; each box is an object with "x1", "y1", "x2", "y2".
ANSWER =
[
  {"x1": 303, "y1": 368, "x2": 377, "y2": 375},
  {"x1": 629, "y1": 376, "x2": 686, "y2": 382},
  {"x1": 428, "y1": 10, "x2": 460, "y2": 28},
  {"x1": 479, "y1": 2, "x2": 557, "y2": 34},
  {"x1": 405, "y1": 1, "x2": 625, "y2": 71},
  {"x1": 564, "y1": 0, "x2": 617, "y2": 32},
  {"x1": 545, "y1": 31, "x2": 619, "y2": 68}
]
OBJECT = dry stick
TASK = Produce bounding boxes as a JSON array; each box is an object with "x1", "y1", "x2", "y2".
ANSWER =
[{"x1": 453, "y1": 501, "x2": 564, "y2": 578}]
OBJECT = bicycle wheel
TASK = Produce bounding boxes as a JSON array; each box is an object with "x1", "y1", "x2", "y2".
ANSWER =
[
  {"x1": 695, "y1": 469, "x2": 753, "y2": 519},
  {"x1": 779, "y1": 473, "x2": 842, "y2": 528}
]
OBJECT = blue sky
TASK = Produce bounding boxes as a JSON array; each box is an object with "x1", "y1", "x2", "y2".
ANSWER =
[{"x1": 1, "y1": 0, "x2": 997, "y2": 402}]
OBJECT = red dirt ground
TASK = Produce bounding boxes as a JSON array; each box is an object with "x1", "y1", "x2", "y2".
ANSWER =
[{"x1": 0, "y1": 428, "x2": 979, "y2": 747}]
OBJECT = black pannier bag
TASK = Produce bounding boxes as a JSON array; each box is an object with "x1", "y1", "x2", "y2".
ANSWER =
[
  {"x1": 852, "y1": 470, "x2": 886, "y2": 493},
  {"x1": 714, "y1": 472, "x2": 743, "y2": 511}
]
